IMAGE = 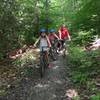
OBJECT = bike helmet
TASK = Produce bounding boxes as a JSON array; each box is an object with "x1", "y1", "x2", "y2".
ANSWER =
[
  {"x1": 40, "y1": 29, "x2": 46, "y2": 33},
  {"x1": 50, "y1": 29, "x2": 56, "y2": 33}
]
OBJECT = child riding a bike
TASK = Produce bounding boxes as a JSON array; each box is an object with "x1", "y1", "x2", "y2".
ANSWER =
[
  {"x1": 48, "y1": 29, "x2": 59, "y2": 60},
  {"x1": 34, "y1": 29, "x2": 51, "y2": 67},
  {"x1": 48, "y1": 29, "x2": 59, "y2": 45},
  {"x1": 59, "y1": 24, "x2": 71, "y2": 43},
  {"x1": 58, "y1": 24, "x2": 71, "y2": 50}
]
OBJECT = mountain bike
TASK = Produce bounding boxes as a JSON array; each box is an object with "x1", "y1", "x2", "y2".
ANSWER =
[
  {"x1": 58, "y1": 39, "x2": 70, "y2": 58},
  {"x1": 40, "y1": 46, "x2": 48, "y2": 78},
  {"x1": 49, "y1": 39, "x2": 58, "y2": 60}
]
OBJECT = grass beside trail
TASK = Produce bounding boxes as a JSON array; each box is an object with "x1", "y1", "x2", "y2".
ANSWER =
[{"x1": 67, "y1": 46, "x2": 100, "y2": 100}]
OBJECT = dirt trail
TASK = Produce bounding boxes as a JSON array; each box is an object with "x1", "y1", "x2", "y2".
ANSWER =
[
  {"x1": 26, "y1": 56, "x2": 73, "y2": 100},
  {"x1": 0, "y1": 55, "x2": 75, "y2": 100}
]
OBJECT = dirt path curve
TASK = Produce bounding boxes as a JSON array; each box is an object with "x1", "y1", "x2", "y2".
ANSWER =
[{"x1": 27, "y1": 55, "x2": 73, "y2": 100}]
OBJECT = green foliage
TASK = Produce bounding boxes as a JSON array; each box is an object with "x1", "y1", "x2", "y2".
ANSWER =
[
  {"x1": 71, "y1": 0, "x2": 100, "y2": 35},
  {"x1": 0, "y1": 0, "x2": 100, "y2": 60},
  {"x1": 24, "y1": 33, "x2": 37, "y2": 45},
  {"x1": 0, "y1": 0, "x2": 20, "y2": 58},
  {"x1": 73, "y1": 97, "x2": 80, "y2": 100},
  {"x1": 68, "y1": 46, "x2": 100, "y2": 85},
  {"x1": 13, "y1": 51, "x2": 35, "y2": 68},
  {"x1": 0, "y1": 0, "x2": 66, "y2": 59},
  {"x1": 0, "y1": 89, "x2": 7, "y2": 96},
  {"x1": 72, "y1": 72, "x2": 88, "y2": 84},
  {"x1": 72, "y1": 31, "x2": 94, "y2": 45},
  {"x1": 0, "y1": 53, "x2": 4, "y2": 60},
  {"x1": 86, "y1": 81, "x2": 96, "y2": 91},
  {"x1": 90, "y1": 94, "x2": 100, "y2": 100},
  {"x1": 68, "y1": 46, "x2": 100, "y2": 99},
  {"x1": 68, "y1": 47, "x2": 86, "y2": 67}
]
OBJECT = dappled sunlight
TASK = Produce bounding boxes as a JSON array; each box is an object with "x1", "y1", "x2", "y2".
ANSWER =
[
  {"x1": 78, "y1": 31, "x2": 91, "y2": 35},
  {"x1": 12, "y1": 48, "x2": 40, "y2": 68},
  {"x1": 58, "y1": 49, "x2": 69, "y2": 56},
  {"x1": 29, "y1": 55, "x2": 37, "y2": 60},
  {"x1": 66, "y1": 50, "x2": 69, "y2": 55},
  {"x1": 65, "y1": 89, "x2": 79, "y2": 99},
  {"x1": 54, "y1": 79, "x2": 63, "y2": 84},
  {"x1": 52, "y1": 65, "x2": 59, "y2": 69},
  {"x1": 33, "y1": 48, "x2": 40, "y2": 52},
  {"x1": 51, "y1": 94, "x2": 57, "y2": 98},
  {"x1": 34, "y1": 83, "x2": 50, "y2": 89},
  {"x1": 0, "y1": 0, "x2": 99, "y2": 99}
]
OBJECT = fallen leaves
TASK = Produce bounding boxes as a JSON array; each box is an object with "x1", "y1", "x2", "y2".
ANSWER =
[
  {"x1": 65, "y1": 89, "x2": 79, "y2": 99},
  {"x1": 0, "y1": 47, "x2": 41, "y2": 97}
]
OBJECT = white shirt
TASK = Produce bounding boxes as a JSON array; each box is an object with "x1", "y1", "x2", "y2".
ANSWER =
[{"x1": 40, "y1": 38, "x2": 48, "y2": 51}]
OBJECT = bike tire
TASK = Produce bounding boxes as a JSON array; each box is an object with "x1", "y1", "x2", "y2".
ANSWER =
[
  {"x1": 63, "y1": 49, "x2": 66, "y2": 58},
  {"x1": 44, "y1": 55, "x2": 48, "y2": 69},
  {"x1": 40, "y1": 56, "x2": 45, "y2": 78},
  {"x1": 49, "y1": 48, "x2": 57, "y2": 60},
  {"x1": 62, "y1": 44, "x2": 66, "y2": 57}
]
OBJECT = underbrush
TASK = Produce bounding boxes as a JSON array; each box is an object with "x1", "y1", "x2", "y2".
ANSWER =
[
  {"x1": 67, "y1": 46, "x2": 100, "y2": 99},
  {"x1": 0, "y1": 49, "x2": 40, "y2": 97},
  {"x1": 12, "y1": 49, "x2": 40, "y2": 77},
  {"x1": 71, "y1": 31, "x2": 94, "y2": 46}
]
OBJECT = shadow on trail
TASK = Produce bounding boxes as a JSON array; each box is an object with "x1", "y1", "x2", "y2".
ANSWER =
[
  {"x1": 0, "y1": 49, "x2": 79, "y2": 100},
  {"x1": 27, "y1": 56, "x2": 79, "y2": 100}
]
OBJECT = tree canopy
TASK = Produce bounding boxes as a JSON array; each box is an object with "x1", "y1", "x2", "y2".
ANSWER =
[{"x1": 0, "y1": 0, "x2": 100, "y2": 58}]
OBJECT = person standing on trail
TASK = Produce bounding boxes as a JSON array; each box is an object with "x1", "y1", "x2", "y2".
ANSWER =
[
  {"x1": 58, "y1": 24, "x2": 71, "y2": 47},
  {"x1": 34, "y1": 29, "x2": 51, "y2": 67}
]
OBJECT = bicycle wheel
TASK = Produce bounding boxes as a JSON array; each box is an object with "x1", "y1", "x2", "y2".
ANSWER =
[
  {"x1": 49, "y1": 48, "x2": 56, "y2": 60},
  {"x1": 44, "y1": 54, "x2": 48, "y2": 69},
  {"x1": 63, "y1": 47, "x2": 67, "y2": 58},
  {"x1": 63, "y1": 40, "x2": 69, "y2": 58},
  {"x1": 40, "y1": 54, "x2": 45, "y2": 78},
  {"x1": 53, "y1": 47, "x2": 58, "y2": 59}
]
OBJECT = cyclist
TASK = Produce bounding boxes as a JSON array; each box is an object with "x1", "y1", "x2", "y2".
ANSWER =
[
  {"x1": 48, "y1": 29, "x2": 59, "y2": 45},
  {"x1": 34, "y1": 29, "x2": 51, "y2": 67},
  {"x1": 48, "y1": 29, "x2": 59, "y2": 60},
  {"x1": 58, "y1": 24, "x2": 71, "y2": 49}
]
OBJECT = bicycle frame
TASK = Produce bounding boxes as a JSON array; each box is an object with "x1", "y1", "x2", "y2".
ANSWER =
[{"x1": 49, "y1": 39, "x2": 58, "y2": 60}]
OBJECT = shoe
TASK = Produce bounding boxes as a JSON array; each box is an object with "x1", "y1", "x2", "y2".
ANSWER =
[{"x1": 48, "y1": 64, "x2": 52, "y2": 68}]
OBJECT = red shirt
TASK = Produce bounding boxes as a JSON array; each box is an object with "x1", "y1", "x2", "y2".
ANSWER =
[
  {"x1": 59, "y1": 27, "x2": 70, "y2": 39},
  {"x1": 48, "y1": 34, "x2": 57, "y2": 40}
]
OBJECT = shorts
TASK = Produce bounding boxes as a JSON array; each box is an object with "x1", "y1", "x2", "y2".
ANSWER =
[{"x1": 40, "y1": 46, "x2": 48, "y2": 52}]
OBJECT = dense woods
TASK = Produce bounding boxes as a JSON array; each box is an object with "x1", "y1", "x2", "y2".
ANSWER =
[
  {"x1": 0, "y1": 0, "x2": 100, "y2": 59},
  {"x1": 0, "y1": 0, "x2": 100, "y2": 99}
]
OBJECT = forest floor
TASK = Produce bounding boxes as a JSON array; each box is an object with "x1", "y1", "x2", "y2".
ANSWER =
[
  {"x1": 0, "y1": 48, "x2": 99, "y2": 100},
  {"x1": 0, "y1": 48, "x2": 79, "y2": 100}
]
